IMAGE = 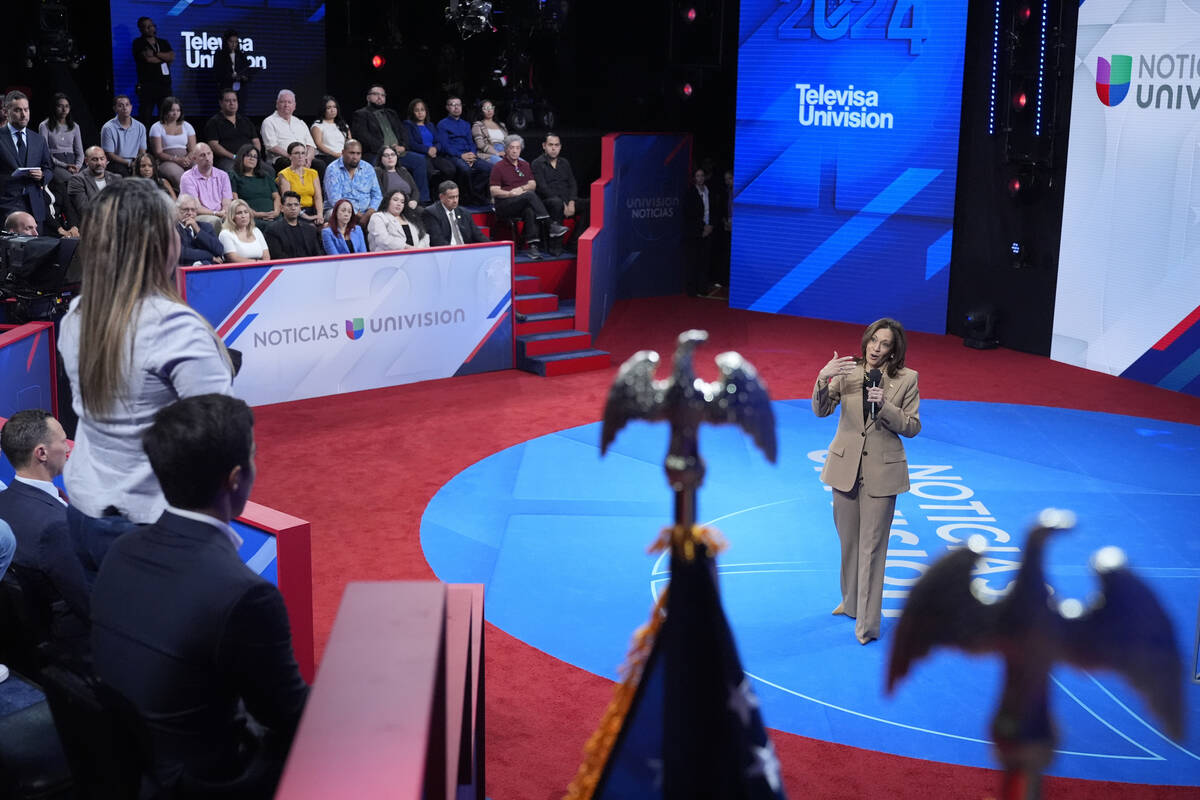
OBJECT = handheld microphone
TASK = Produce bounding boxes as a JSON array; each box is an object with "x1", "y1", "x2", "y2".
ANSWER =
[{"x1": 867, "y1": 368, "x2": 882, "y2": 420}]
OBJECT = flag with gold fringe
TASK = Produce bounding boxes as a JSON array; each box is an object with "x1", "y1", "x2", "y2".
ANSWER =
[{"x1": 565, "y1": 524, "x2": 788, "y2": 800}]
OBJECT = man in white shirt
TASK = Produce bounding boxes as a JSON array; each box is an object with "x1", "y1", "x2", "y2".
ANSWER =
[{"x1": 260, "y1": 90, "x2": 320, "y2": 178}]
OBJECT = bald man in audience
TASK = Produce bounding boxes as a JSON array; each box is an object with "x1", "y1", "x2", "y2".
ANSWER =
[
  {"x1": 180, "y1": 143, "x2": 232, "y2": 227},
  {"x1": 66, "y1": 146, "x2": 123, "y2": 228},
  {"x1": 4, "y1": 210, "x2": 38, "y2": 235}
]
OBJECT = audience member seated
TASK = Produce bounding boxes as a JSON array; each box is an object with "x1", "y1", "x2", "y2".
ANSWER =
[
  {"x1": 0, "y1": 410, "x2": 90, "y2": 662},
  {"x1": 351, "y1": 85, "x2": 430, "y2": 202},
  {"x1": 179, "y1": 142, "x2": 232, "y2": 227},
  {"x1": 219, "y1": 199, "x2": 270, "y2": 262},
  {"x1": 276, "y1": 141, "x2": 323, "y2": 223},
  {"x1": 264, "y1": 192, "x2": 322, "y2": 259},
  {"x1": 261, "y1": 90, "x2": 320, "y2": 178},
  {"x1": 323, "y1": 139, "x2": 380, "y2": 218},
  {"x1": 134, "y1": 153, "x2": 177, "y2": 201},
  {"x1": 67, "y1": 147, "x2": 123, "y2": 230},
  {"x1": 59, "y1": 181, "x2": 234, "y2": 532},
  {"x1": 38, "y1": 93, "x2": 84, "y2": 207},
  {"x1": 471, "y1": 99, "x2": 507, "y2": 165},
  {"x1": 4, "y1": 210, "x2": 38, "y2": 236},
  {"x1": 490, "y1": 134, "x2": 566, "y2": 260},
  {"x1": 422, "y1": 180, "x2": 488, "y2": 247},
  {"x1": 213, "y1": 30, "x2": 253, "y2": 108},
  {"x1": 176, "y1": 194, "x2": 224, "y2": 265},
  {"x1": 203, "y1": 89, "x2": 264, "y2": 174},
  {"x1": 321, "y1": 198, "x2": 365, "y2": 255},
  {"x1": 1, "y1": 91, "x2": 54, "y2": 235},
  {"x1": 311, "y1": 94, "x2": 350, "y2": 171},
  {"x1": 368, "y1": 189, "x2": 430, "y2": 252},
  {"x1": 90, "y1": 393, "x2": 309, "y2": 795},
  {"x1": 148, "y1": 96, "x2": 196, "y2": 191},
  {"x1": 100, "y1": 95, "x2": 147, "y2": 176},
  {"x1": 436, "y1": 96, "x2": 491, "y2": 205},
  {"x1": 532, "y1": 132, "x2": 589, "y2": 255},
  {"x1": 228, "y1": 143, "x2": 280, "y2": 227},
  {"x1": 374, "y1": 145, "x2": 421, "y2": 211},
  {"x1": 404, "y1": 98, "x2": 455, "y2": 203}
]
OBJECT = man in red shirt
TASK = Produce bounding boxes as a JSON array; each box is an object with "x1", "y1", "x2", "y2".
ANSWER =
[{"x1": 489, "y1": 134, "x2": 566, "y2": 260}]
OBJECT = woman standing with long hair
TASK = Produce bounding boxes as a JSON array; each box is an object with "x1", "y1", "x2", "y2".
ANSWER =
[
  {"x1": 58, "y1": 179, "x2": 233, "y2": 524},
  {"x1": 812, "y1": 318, "x2": 920, "y2": 645}
]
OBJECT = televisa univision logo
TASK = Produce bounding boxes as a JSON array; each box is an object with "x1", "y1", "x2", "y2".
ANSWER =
[
  {"x1": 345, "y1": 318, "x2": 365, "y2": 340},
  {"x1": 1095, "y1": 55, "x2": 1132, "y2": 106}
]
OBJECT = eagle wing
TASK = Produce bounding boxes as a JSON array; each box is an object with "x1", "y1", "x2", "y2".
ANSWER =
[
  {"x1": 708, "y1": 351, "x2": 777, "y2": 463},
  {"x1": 600, "y1": 350, "x2": 664, "y2": 455},
  {"x1": 1059, "y1": 547, "x2": 1184, "y2": 740},
  {"x1": 887, "y1": 545, "x2": 1003, "y2": 692}
]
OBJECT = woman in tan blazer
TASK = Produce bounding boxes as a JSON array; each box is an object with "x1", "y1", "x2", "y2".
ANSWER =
[{"x1": 812, "y1": 318, "x2": 921, "y2": 644}]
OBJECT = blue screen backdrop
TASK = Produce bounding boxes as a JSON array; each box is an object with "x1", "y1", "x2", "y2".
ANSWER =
[
  {"x1": 110, "y1": 0, "x2": 326, "y2": 118},
  {"x1": 731, "y1": 1, "x2": 967, "y2": 334}
]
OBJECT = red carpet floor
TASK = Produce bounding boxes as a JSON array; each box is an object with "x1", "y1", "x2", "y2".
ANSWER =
[{"x1": 249, "y1": 296, "x2": 1200, "y2": 799}]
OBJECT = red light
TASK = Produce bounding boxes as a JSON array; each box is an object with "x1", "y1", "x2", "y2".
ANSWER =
[
  {"x1": 1019, "y1": 5, "x2": 1032, "y2": 22},
  {"x1": 1007, "y1": 177, "x2": 1022, "y2": 196},
  {"x1": 682, "y1": 83, "x2": 694, "y2": 98},
  {"x1": 372, "y1": 54, "x2": 385, "y2": 69},
  {"x1": 686, "y1": 7, "x2": 697, "y2": 22},
  {"x1": 1013, "y1": 91, "x2": 1027, "y2": 110}
]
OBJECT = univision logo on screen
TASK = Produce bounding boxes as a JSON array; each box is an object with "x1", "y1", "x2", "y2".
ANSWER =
[
  {"x1": 1095, "y1": 55, "x2": 1131, "y2": 106},
  {"x1": 1097, "y1": 53, "x2": 1200, "y2": 110}
]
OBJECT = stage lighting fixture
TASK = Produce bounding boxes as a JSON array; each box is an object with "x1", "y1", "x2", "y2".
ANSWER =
[
  {"x1": 962, "y1": 305, "x2": 1000, "y2": 350},
  {"x1": 681, "y1": 82, "x2": 694, "y2": 98},
  {"x1": 1006, "y1": 176, "x2": 1022, "y2": 196},
  {"x1": 372, "y1": 54, "x2": 386, "y2": 69},
  {"x1": 1018, "y1": 4, "x2": 1032, "y2": 24},
  {"x1": 1012, "y1": 90, "x2": 1027, "y2": 110},
  {"x1": 686, "y1": 7, "x2": 698, "y2": 22}
]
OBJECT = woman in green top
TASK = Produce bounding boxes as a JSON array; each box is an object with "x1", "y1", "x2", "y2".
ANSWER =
[{"x1": 228, "y1": 144, "x2": 280, "y2": 227}]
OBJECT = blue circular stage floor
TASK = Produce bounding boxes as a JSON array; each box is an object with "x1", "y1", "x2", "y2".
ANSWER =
[{"x1": 421, "y1": 400, "x2": 1200, "y2": 786}]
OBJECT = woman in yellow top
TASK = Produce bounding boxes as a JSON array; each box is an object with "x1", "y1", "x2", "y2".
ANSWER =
[{"x1": 276, "y1": 141, "x2": 323, "y2": 223}]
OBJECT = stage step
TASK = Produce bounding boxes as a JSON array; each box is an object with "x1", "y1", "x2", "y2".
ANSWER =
[
  {"x1": 515, "y1": 275, "x2": 540, "y2": 294},
  {"x1": 519, "y1": 348, "x2": 612, "y2": 377},
  {"x1": 515, "y1": 293, "x2": 559, "y2": 314},
  {"x1": 517, "y1": 330, "x2": 593, "y2": 358},
  {"x1": 515, "y1": 309, "x2": 575, "y2": 336}
]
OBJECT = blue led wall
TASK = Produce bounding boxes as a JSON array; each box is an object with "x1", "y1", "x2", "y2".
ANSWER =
[
  {"x1": 731, "y1": 2, "x2": 968, "y2": 334},
  {"x1": 110, "y1": 0, "x2": 326, "y2": 118}
]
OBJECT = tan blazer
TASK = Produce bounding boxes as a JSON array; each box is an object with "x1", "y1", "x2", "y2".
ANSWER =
[{"x1": 812, "y1": 364, "x2": 921, "y2": 496}]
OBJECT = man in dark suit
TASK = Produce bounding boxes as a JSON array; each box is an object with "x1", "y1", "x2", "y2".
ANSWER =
[
  {"x1": 683, "y1": 167, "x2": 715, "y2": 297},
  {"x1": 90, "y1": 394, "x2": 308, "y2": 794},
  {"x1": 423, "y1": 180, "x2": 489, "y2": 247},
  {"x1": 176, "y1": 194, "x2": 224, "y2": 265},
  {"x1": 0, "y1": 410, "x2": 89, "y2": 659},
  {"x1": 0, "y1": 91, "x2": 54, "y2": 234},
  {"x1": 352, "y1": 84, "x2": 430, "y2": 199}
]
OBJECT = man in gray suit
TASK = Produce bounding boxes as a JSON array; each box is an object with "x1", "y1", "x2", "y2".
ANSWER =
[{"x1": 67, "y1": 147, "x2": 123, "y2": 228}]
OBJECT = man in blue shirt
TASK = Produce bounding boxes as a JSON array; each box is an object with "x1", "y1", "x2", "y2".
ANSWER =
[
  {"x1": 100, "y1": 95, "x2": 147, "y2": 175},
  {"x1": 323, "y1": 139, "x2": 381, "y2": 217},
  {"x1": 436, "y1": 97, "x2": 490, "y2": 205}
]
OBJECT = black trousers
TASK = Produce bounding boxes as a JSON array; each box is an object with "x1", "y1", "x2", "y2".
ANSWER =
[
  {"x1": 136, "y1": 79, "x2": 172, "y2": 127},
  {"x1": 493, "y1": 194, "x2": 549, "y2": 245}
]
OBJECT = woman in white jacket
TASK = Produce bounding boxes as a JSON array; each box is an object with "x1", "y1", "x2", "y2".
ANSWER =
[{"x1": 367, "y1": 189, "x2": 430, "y2": 252}]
